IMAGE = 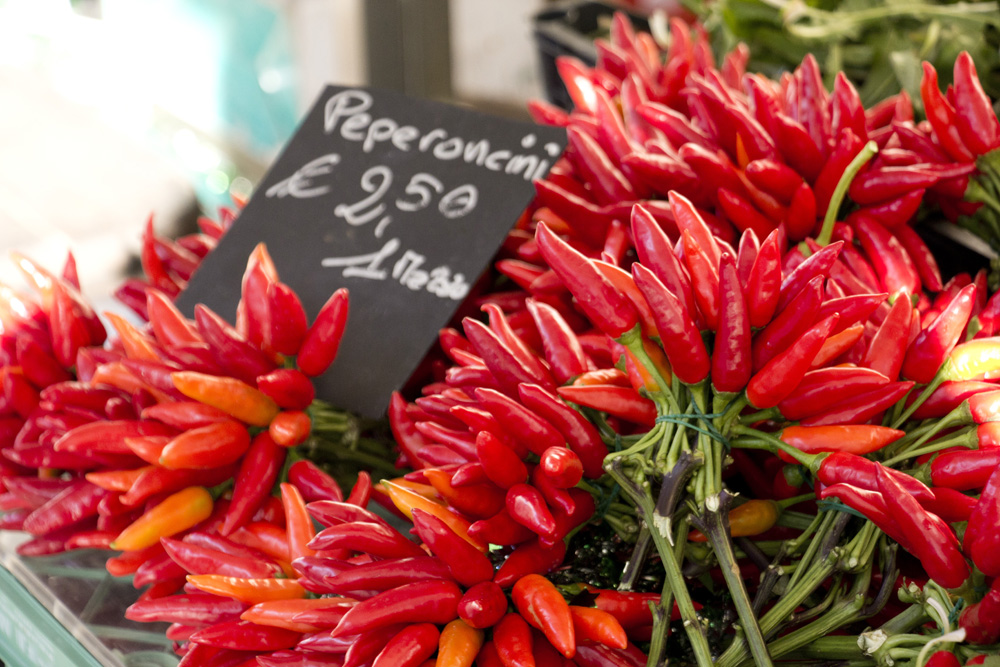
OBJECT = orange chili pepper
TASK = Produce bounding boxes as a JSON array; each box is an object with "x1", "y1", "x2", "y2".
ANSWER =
[
  {"x1": 779, "y1": 424, "x2": 904, "y2": 461},
  {"x1": 85, "y1": 467, "x2": 151, "y2": 492},
  {"x1": 159, "y1": 420, "x2": 251, "y2": 470},
  {"x1": 171, "y1": 371, "x2": 279, "y2": 427},
  {"x1": 123, "y1": 436, "x2": 171, "y2": 465},
  {"x1": 241, "y1": 598, "x2": 353, "y2": 633},
  {"x1": 623, "y1": 337, "x2": 672, "y2": 392},
  {"x1": 186, "y1": 574, "x2": 306, "y2": 604},
  {"x1": 111, "y1": 486, "x2": 213, "y2": 551},
  {"x1": 91, "y1": 362, "x2": 171, "y2": 404},
  {"x1": 268, "y1": 411, "x2": 312, "y2": 448},
  {"x1": 810, "y1": 323, "x2": 864, "y2": 368},
  {"x1": 382, "y1": 480, "x2": 485, "y2": 551},
  {"x1": 512, "y1": 573, "x2": 576, "y2": 658},
  {"x1": 104, "y1": 312, "x2": 160, "y2": 362},
  {"x1": 572, "y1": 368, "x2": 631, "y2": 387},
  {"x1": 688, "y1": 499, "x2": 781, "y2": 542},
  {"x1": 569, "y1": 605, "x2": 628, "y2": 650},
  {"x1": 437, "y1": 618, "x2": 485, "y2": 667},
  {"x1": 280, "y1": 482, "x2": 316, "y2": 562}
]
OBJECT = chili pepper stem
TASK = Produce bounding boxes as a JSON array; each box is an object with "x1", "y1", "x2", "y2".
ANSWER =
[
  {"x1": 890, "y1": 370, "x2": 948, "y2": 429},
  {"x1": 690, "y1": 490, "x2": 775, "y2": 667},
  {"x1": 604, "y1": 457, "x2": 715, "y2": 667},
  {"x1": 893, "y1": 402, "x2": 970, "y2": 451},
  {"x1": 766, "y1": 561, "x2": 873, "y2": 661},
  {"x1": 880, "y1": 426, "x2": 977, "y2": 466},
  {"x1": 618, "y1": 325, "x2": 680, "y2": 413},
  {"x1": 816, "y1": 141, "x2": 879, "y2": 246},
  {"x1": 738, "y1": 406, "x2": 781, "y2": 424},
  {"x1": 729, "y1": 425, "x2": 821, "y2": 468}
]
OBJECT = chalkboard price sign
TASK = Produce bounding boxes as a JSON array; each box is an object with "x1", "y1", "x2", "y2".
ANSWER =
[{"x1": 177, "y1": 85, "x2": 566, "y2": 418}]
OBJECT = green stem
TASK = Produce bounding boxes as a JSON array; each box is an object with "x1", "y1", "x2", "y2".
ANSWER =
[
  {"x1": 881, "y1": 426, "x2": 977, "y2": 467},
  {"x1": 605, "y1": 460, "x2": 715, "y2": 667},
  {"x1": 816, "y1": 141, "x2": 879, "y2": 246},
  {"x1": 697, "y1": 492, "x2": 774, "y2": 667},
  {"x1": 890, "y1": 371, "x2": 946, "y2": 429}
]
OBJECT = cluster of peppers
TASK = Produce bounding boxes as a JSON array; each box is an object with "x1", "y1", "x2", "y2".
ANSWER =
[
  {"x1": 373, "y1": 13, "x2": 1000, "y2": 666},
  {"x1": 4, "y1": 9, "x2": 1000, "y2": 667}
]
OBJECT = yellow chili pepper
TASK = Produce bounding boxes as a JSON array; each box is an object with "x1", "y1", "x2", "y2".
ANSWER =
[
  {"x1": 171, "y1": 371, "x2": 279, "y2": 427},
  {"x1": 944, "y1": 337, "x2": 1000, "y2": 381},
  {"x1": 688, "y1": 499, "x2": 780, "y2": 542},
  {"x1": 110, "y1": 486, "x2": 213, "y2": 551}
]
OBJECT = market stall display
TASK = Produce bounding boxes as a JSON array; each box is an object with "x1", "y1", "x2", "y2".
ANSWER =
[{"x1": 3, "y1": 8, "x2": 1000, "y2": 667}]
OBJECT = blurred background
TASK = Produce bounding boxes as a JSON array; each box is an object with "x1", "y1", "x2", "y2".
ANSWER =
[
  {"x1": 0, "y1": 0, "x2": 576, "y2": 301},
  {"x1": 2, "y1": 0, "x2": 996, "y2": 302}
]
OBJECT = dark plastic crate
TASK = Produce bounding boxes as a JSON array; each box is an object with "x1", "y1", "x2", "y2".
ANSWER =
[{"x1": 533, "y1": 1, "x2": 648, "y2": 110}]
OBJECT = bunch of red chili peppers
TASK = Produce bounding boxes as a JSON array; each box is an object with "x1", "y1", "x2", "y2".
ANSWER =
[{"x1": 3, "y1": 10, "x2": 1000, "y2": 667}]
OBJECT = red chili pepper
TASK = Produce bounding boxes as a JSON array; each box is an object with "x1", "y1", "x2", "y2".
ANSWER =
[
  {"x1": 862, "y1": 294, "x2": 913, "y2": 381},
  {"x1": 483, "y1": 303, "x2": 557, "y2": 391},
  {"x1": 493, "y1": 538, "x2": 567, "y2": 588},
  {"x1": 816, "y1": 483, "x2": 910, "y2": 547},
  {"x1": 921, "y1": 487, "x2": 977, "y2": 523},
  {"x1": 506, "y1": 483, "x2": 558, "y2": 540},
  {"x1": 799, "y1": 380, "x2": 913, "y2": 427},
  {"x1": 778, "y1": 366, "x2": 890, "y2": 420},
  {"x1": 476, "y1": 431, "x2": 528, "y2": 490},
  {"x1": 533, "y1": 180, "x2": 612, "y2": 248},
  {"x1": 269, "y1": 411, "x2": 311, "y2": 448},
  {"x1": 933, "y1": 448, "x2": 1000, "y2": 492},
  {"x1": 920, "y1": 62, "x2": 975, "y2": 162},
  {"x1": 816, "y1": 451, "x2": 934, "y2": 502},
  {"x1": 53, "y1": 419, "x2": 175, "y2": 457},
  {"x1": 746, "y1": 314, "x2": 838, "y2": 408},
  {"x1": 20, "y1": 480, "x2": 107, "y2": 536},
  {"x1": 877, "y1": 465, "x2": 969, "y2": 588},
  {"x1": 679, "y1": 230, "x2": 721, "y2": 331},
  {"x1": 744, "y1": 228, "x2": 783, "y2": 328},
  {"x1": 287, "y1": 460, "x2": 343, "y2": 503},
  {"x1": 735, "y1": 229, "x2": 760, "y2": 284},
  {"x1": 953, "y1": 51, "x2": 1000, "y2": 154},
  {"x1": 959, "y1": 576, "x2": 1000, "y2": 645},
  {"x1": 221, "y1": 432, "x2": 284, "y2": 535},
  {"x1": 711, "y1": 253, "x2": 751, "y2": 393},
  {"x1": 255, "y1": 369, "x2": 315, "y2": 411},
  {"x1": 458, "y1": 580, "x2": 509, "y2": 629},
  {"x1": 556, "y1": 384, "x2": 656, "y2": 427},
  {"x1": 126, "y1": 593, "x2": 248, "y2": 625},
  {"x1": 630, "y1": 204, "x2": 703, "y2": 329},
  {"x1": 297, "y1": 288, "x2": 349, "y2": 377},
  {"x1": 493, "y1": 613, "x2": 535, "y2": 667},
  {"x1": 189, "y1": 619, "x2": 301, "y2": 651},
  {"x1": 631, "y1": 263, "x2": 710, "y2": 385},
  {"x1": 160, "y1": 537, "x2": 278, "y2": 578},
  {"x1": 331, "y1": 580, "x2": 462, "y2": 638},
  {"x1": 517, "y1": 383, "x2": 607, "y2": 480},
  {"x1": 903, "y1": 284, "x2": 977, "y2": 384},
  {"x1": 194, "y1": 305, "x2": 275, "y2": 385},
  {"x1": 412, "y1": 507, "x2": 494, "y2": 588},
  {"x1": 566, "y1": 126, "x2": 637, "y2": 204},
  {"x1": 423, "y1": 467, "x2": 506, "y2": 520},
  {"x1": 264, "y1": 282, "x2": 309, "y2": 356},
  {"x1": 539, "y1": 447, "x2": 584, "y2": 489},
  {"x1": 891, "y1": 226, "x2": 943, "y2": 292},
  {"x1": 525, "y1": 299, "x2": 591, "y2": 384},
  {"x1": 371, "y1": 623, "x2": 440, "y2": 667},
  {"x1": 536, "y1": 224, "x2": 639, "y2": 339},
  {"x1": 469, "y1": 508, "x2": 536, "y2": 546},
  {"x1": 751, "y1": 275, "x2": 823, "y2": 372}
]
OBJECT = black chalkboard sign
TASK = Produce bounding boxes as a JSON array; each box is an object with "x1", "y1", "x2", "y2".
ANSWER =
[{"x1": 177, "y1": 85, "x2": 566, "y2": 418}]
